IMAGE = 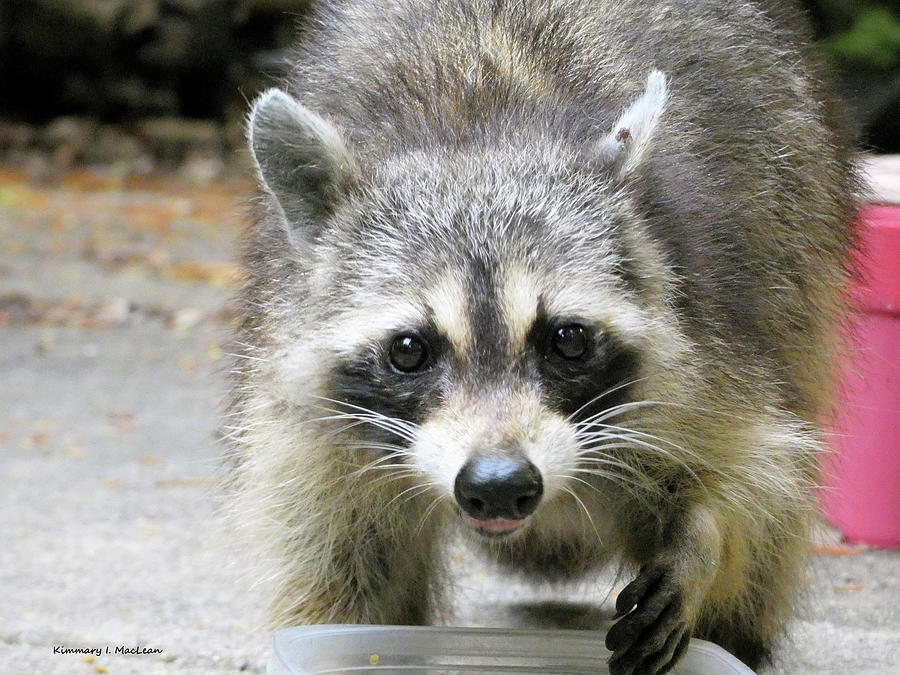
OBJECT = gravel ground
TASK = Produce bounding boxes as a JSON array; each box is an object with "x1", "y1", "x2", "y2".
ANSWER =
[{"x1": 1, "y1": 167, "x2": 897, "y2": 674}]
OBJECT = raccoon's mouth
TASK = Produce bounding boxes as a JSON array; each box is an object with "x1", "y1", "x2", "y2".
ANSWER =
[{"x1": 461, "y1": 514, "x2": 528, "y2": 537}]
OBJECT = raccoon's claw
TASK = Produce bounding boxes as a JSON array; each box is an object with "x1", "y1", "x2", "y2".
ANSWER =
[{"x1": 606, "y1": 564, "x2": 691, "y2": 675}]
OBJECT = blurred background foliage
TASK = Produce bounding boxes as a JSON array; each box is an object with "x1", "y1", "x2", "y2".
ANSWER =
[
  {"x1": 0, "y1": 0, "x2": 897, "y2": 165},
  {"x1": 803, "y1": 0, "x2": 900, "y2": 150},
  {"x1": 825, "y1": 6, "x2": 900, "y2": 69}
]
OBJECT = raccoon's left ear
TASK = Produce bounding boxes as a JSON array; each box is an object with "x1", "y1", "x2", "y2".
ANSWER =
[
  {"x1": 597, "y1": 70, "x2": 668, "y2": 177},
  {"x1": 248, "y1": 88, "x2": 360, "y2": 247}
]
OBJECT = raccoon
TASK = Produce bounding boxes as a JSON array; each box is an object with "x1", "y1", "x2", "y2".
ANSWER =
[{"x1": 227, "y1": 1, "x2": 858, "y2": 673}]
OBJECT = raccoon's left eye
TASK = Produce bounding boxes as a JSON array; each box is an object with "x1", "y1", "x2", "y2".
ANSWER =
[
  {"x1": 551, "y1": 324, "x2": 590, "y2": 360},
  {"x1": 388, "y1": 334, "x2": 429, "y2": 373}
]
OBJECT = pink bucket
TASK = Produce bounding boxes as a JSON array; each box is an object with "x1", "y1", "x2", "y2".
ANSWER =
[{"x1": 820, "y1": 205, "x2": 900, "y2": 548}]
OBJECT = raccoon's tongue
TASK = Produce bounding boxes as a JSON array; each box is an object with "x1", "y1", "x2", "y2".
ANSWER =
[{"x1": 463, "y1": 516, "x2": 524, "y2": 534}]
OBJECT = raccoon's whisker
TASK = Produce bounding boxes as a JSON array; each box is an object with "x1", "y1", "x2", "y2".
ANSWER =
[
  {"x1": 579, "y1": 429, "x2": 684, "y2": 464},
  {"x1": 310, "y1": 410, "x2": 419, "y2": 444},
  {"x1": 342, "y1": 448, "x2": 410, "y2": 460},
  {"x1": 343, "y1": 452, "x2": 414, "y2": 470},
  {"x1": 570, "y1": 451, "x2": 663, "y2": 488},
  {"x1": 218, "y1": 423, "x2": 275, "y2": 444},
  {"x1": 569, "y1": 465, "x2": 661, "y2": 499},
  {"x1": 564, "y1": 471, "x2": 658, "y2": 518},
  {"x1": 325, "y1": 418, "x2": 416, "y2": 446},
  {"x1": 569, "y1": 464, "x2": 629, "y2": 483},
  {"x1": 564, "y1": 472, "x2": 618, "y2": 490},
  {"x1": 564, "y1": 376, "x2": 652, "y2": 424},
  {"x1": 352, "y1": 462, "x2": 418, "y2": 479},
  {"x1": 568, "y1": 469, "x2": 652, "y2": 502},
  {"x1": 346, "y1": 451, "x2": 414, "y2": 474},
  {"x1": 218, "y1": 429, "x2": 249, "y2": 444},
  {"x1": 365, "y1": 468, "x2": 420, "y2": 483},
  {"x1": 313, "y1": 396, "x2": 421, "y2": 435},
  {"x1": 573, "y1": 448, "x2": 658, "y2": 480},
  {"x1": 574, "y1": 384, "x2": 763, "y2": 427},
  {"x1": 386, "y1": 481, "x2": 434, "y2": 510},
  {"x1": 228, "y1": 339, "x2": 264, "y2": 351},
  {"x1": 330, "y1": 464, "x2": 422, "y2": 493},
  {"x1": 226, "y1": 351, "x2": 269, "y2": 362},
  {"x1": 367, "y1": 468, "x2": 417, "y2": 478},
  {"x1": 578, "y1": 399, "x2": 669, "y2": 425},
  {"x1": 339, "y1": 440, "x2": 414, "y2": 456},
  {"x1": 574, "y1": 433, "x2": 683, "y2": 463},
  {"x1": 574, "y1": 443, "x2": 665, "y2": 472},
  {"x1": 573, "y1": 432, "x2": 643, "y2": 448},
  {"x1": 568, "y1": 468, "x2": 663, "y2": 517},
  {"x1": 577, "y1": 422, "x2": 731, "y2": 494},
  {"x1": 575, "y1": 428, "x2": 708, "y2": 490},
  {"x1": 414, "y1": 496, "x2": 445, "y2": 537},
  {"x1": 318, "y1": 410, "x2": 418, "y2": 443},
  {"x1": 361, "y1": 471, "x2": 423, "y2": 492},
  {"x1": 221, "y1": 420, "x2": 270, "y2": 432},
  {"x1": 343, "y1": 454, "x2": 411, "y2": 481},
  {"x1": 338, "y1": 442, "x2": 409, "y2": 469},
  {"x1": 221, "y1": 400, "x2": 273, "y2": 418},
  {"x1": 317, "y1": 411, "x2": 414, "y2": 438},
  {"x1": 577, "y1": 422, "x2": 697, "y2": 462},
  {"x1": 400, "y1": 483, "x2": 439, "y2": 506},
  {"x1": 586, "y1": 396, "x2": 758, "y2": 426},
  {"x1": 322, "y1": 418, "x2": 376, "y2": 439},
  {"x1": 557, "y1": 482, "x2": 602, "y2": 543}
]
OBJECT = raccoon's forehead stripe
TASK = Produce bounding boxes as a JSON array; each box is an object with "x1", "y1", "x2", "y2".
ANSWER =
[
  {"x1": 467, "y1": 254, "x2": 510, "y2": 366},
  {"x1": 501, "y1": 265, "x2": 540, "y2": 351},
  {"x1": 425, "y1": 273, "x2": 472, "y2": 353}
]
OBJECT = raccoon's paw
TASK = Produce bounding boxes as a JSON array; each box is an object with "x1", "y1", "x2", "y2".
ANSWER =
[{"x1": 605, "y1": 563, "x2": 691, "y2": 675}]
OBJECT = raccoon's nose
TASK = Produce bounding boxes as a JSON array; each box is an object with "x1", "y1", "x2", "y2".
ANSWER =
[{"x1": 454, "y1": 457, "x2": 543, "y2": 520}]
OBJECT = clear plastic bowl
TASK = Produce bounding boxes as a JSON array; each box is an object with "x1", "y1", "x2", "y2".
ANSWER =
[{"x1": 268, "y1": 625, "x2": 755, "y2": 674}]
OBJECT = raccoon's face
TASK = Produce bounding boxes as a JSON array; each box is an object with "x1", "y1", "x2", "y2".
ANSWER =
[
  {"x1": 316, "y1": 168, "x2": 652, "y2": 538},
  {"x1": 248, "y1": 73, "x2": 676, "y2": 538}
]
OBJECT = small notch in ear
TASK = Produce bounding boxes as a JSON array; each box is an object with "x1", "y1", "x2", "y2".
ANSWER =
[
  {"x1": 247, "y1": 88, "x2": 360, "y2": 247},
  {"x1": 598, "y1": 70, "x2": 668, "y2": 177}
]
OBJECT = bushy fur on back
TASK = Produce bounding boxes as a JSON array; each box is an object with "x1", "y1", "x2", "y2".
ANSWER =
[{"x1": 226, "y1": 1, "x2": 858, "y2": 672}]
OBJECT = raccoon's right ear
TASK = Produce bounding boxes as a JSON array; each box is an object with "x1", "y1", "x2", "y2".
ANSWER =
[
  {"x1": 596, "y1": 70, "x2": 668, "y2": 178},
  {"x1": 248, "y1": 88, "x2": 360, "y2": 247}
]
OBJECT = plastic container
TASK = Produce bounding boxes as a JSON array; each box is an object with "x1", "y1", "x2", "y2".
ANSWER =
[
  {"x1": 268, "y1": 625, "x2": 756, "y2": 674},
  {"x1": 820, "y1": 205, "x2": 900, "y2": 548}
]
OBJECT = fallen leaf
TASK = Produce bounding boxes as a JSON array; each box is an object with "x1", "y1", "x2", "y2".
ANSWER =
[
  {"x1": 168, "y1": 259, "x2": 240, "y2": 286},
  {"x1": 177, "y1": 357, "x2": 198, "y2": 372},
  {"x1": 156, "y1": 477, "x2": 216, "y2": 488},
  {"x1": 834, "y1": 583, "x2": 865, "y2": 593},
  {"x1": 22, "y1": 433, "x2": 49, "y2": 449},
  {"x1": 108, "y1": 410, "x2": 135, "y2": 432}
]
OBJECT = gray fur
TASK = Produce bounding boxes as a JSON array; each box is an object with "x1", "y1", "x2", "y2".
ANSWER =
[{"x1": 228, "y1": 1, "x2": 858, "y2": 673}]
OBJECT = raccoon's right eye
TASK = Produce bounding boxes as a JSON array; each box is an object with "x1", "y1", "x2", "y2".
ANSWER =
[
  {"x1": 388, "y1": 334, "x2": 429, "y2": 373},
  {"x1": 551, "y1": 324, "x2": 590, "y2": 360}
]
